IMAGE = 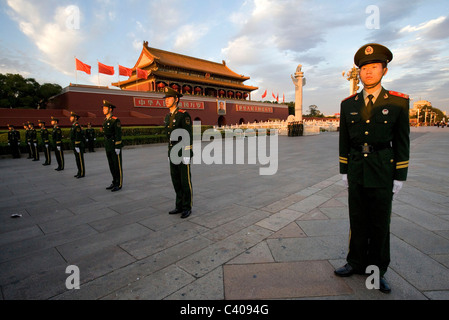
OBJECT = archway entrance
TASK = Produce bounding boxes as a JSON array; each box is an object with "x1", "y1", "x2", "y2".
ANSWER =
[{"x1": 218, "y1": 116, "x2": 226, "y2": 127}]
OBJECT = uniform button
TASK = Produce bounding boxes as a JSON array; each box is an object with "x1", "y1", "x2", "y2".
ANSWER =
[{"x1": 365, "y1": 131, "x2": 369, "y2": 135}]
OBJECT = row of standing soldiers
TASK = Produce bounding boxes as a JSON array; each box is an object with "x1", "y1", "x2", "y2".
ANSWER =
[
  {"x1": 6, "y1": 101, "x2": 123, "y2": 193},
  {"x1": 287, "y1": 121, "x2": 304, "y2": 137},
  {"x1": 6, "y1": 120, "x2": 97, "y2": 170}
]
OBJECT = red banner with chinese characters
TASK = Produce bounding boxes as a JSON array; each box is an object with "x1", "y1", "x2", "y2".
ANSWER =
[
  {"x1": 235, "y1": 104, "x2": 273, "y2": 113},
  {"x1": 134, "y1": 98, "x2": 204, "y2": 110}
]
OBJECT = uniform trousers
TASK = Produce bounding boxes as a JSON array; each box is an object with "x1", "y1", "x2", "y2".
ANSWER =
[
  {"x1": 106, "y1": 150, "x2": 123, "y2": 188},
  {"x1": 347, "y1": 181, "x2": 393, "y2": 276},
  {"x1": 54, "y1": 147, "x2": 64, "y2": 169},
  {"x1": 74, "y1": 148, "x2": 85, "y2": 176},
  {"x1": 43, "y1": 144, "x2": 51, "y2": 164},
  {"x1": 170, "y1": 162, "x2": 192, "y2": 211}
]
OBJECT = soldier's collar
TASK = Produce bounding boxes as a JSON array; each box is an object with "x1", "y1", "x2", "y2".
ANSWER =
[{"x1": 363, "y1": 87, "x2": 383, "y2": 102}]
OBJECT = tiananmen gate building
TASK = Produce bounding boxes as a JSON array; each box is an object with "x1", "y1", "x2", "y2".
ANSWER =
[{"x1": 0, "y1": 41, "x2": 288, "y2": 128}]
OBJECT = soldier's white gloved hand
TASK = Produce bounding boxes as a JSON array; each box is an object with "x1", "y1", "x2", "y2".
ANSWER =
[
  {"x1": 57, "y1": 146, "x2": 61, "y2": 151},
  {"x1": 18, "y1": 142, "x2": 20, "y2": 146},
  {"x1": 183, "y1": 157, "x2": 190, "y2": 164},
  {"x1": 45, "y1": 144, "x2": 48, "y2": 148},
  {"x1": 34, "y1": 143, "x2": 37, "y2": 146},
  {"x1": 28, "y1": 142, "x2": 31, "y2": 145},
  {"x1": 342, "y1": 174, "x2": 348, "y2": 188},
  {"x1": 86, "y1": 139, "x2": 89, "y2": 142},
  {"x1": 7, "y1": 143, "x2": 10, "y2": 146},
  {"x1": 75, "y1": 147, "x2": 80, "y2": 153},
  {"x1": 393, "y1": 180, "x2": 403, "y2": 194},
  {"x1": 115, "y1": 149, "x2": 120, "y2": 155}
]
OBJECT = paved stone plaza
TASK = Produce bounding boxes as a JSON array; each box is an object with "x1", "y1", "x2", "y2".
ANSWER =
[{"x1": 0, "y1": 126, "x2": 448, "y2": 300}]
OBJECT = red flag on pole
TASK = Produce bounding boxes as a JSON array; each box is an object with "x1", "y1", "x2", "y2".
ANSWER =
[
  {"x1": 119, "y1": 65, "x2": 132, "y2": 77},
  {"x1": 261, "y1": 89, "x2": 267, "y2": 99},
  {"x1": 283, "y1": 93, "x2": 285, "y2": 103},
  {"x1": 98, "y1": 62, "x2": 114, "y2": 75},
  {"x1": 272, "y1": 92, "x2": 276, "y2": 99},
  {"x1": 136, "y1": 68, "x2": 148, "y2": 79},
  {"x1": 75, "y1": 58, "x2": 91, "y2": 75},
  {"x1": 276, "y1": 93, "x2": 279, "y2": 103}
]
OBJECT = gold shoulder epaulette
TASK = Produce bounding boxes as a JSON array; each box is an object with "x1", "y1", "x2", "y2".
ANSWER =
[
  {"x1": 389, "y1": 91, "x2": 409, "y2": 99},
  {"x1": 342, "y1": 93, "x2": 357, "y2": 102}
]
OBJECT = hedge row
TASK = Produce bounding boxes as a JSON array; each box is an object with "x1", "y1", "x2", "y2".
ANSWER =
[{"x1": 0, "y1": 126, "x2": 214, "y2": 156}]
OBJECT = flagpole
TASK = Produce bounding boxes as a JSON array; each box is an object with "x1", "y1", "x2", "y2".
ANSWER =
[
  {"x1": 97, "y1": 60, "x2": 100, "y2": 86},
  {"x1": 117, "y1": 63, "x2": 120, "y2": 88},
  {"x1": 75, "y1": 56, "x2": 78, "y2": 85}
]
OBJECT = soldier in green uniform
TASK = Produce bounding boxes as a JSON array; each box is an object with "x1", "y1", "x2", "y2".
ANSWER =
[
  {"x1": 70, "y1": 111, "x2": 85, "y2": 178},
  {"x1": 164, "y1": 87, "x2": 193, "y2": 219},
  {"x1": 335, "y1": 43, "x2": 410, "y2": 294},
  {"x1": 102, "y1": 100, "x2": 123, "y2": 192},
  {"x1": 51, "y1": 116, "x2": 64, "y2": 171},
  {"x1": 85, "y1": 123, "x2": 96, "y2": 152},
  {"x1": 28, "y1": 122, "x2": 39, "y2": 161},
  {"x1": 24, "y1": 122, "x2": 32, "y2": 159},
  {"x1": 38, "y1": 120, "x2": 51, "y2": 166},
  {"x1": 7, "y1": 124, "x2": 21, "y2": 158}
]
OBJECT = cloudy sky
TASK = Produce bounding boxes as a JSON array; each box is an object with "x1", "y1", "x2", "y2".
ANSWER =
[{"x1": 1, "y1": 0, "x2": 448, "y2": 115}]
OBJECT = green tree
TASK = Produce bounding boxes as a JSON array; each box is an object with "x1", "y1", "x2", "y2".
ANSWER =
[
  {"x1": 305, "y1": 105, "x2": 323, "y2": 117},
  {"x1": 0, "y1": 73, "x2": 62, "y2": 109}
]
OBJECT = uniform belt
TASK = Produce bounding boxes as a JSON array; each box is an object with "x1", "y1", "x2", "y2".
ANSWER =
[{"x1": 352, "y1": 142, "x2": 391, "y2": 154}]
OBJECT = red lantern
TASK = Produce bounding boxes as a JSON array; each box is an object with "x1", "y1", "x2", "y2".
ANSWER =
[{"x1": 157, "y1": 82, "x2": 166, "y2": 88}]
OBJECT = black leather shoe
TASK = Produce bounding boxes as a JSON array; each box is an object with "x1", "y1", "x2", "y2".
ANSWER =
[
  {"x1": 169, "y1": 209, "x2": 182, "y2": 215},
  {"x1": 379, "y1": 277, "x2": 391, "y2": 294},
  {"x1": 74, "y1": 174, "x2": 80, "y2": 178},
  {"x1": 77, "y1": 175, "x2": 85, "y2": 179},
  {"x1": 181, "y1": 210, "x2": 192, "y2": 219},
  {"x1": 334, "y1": 263, "x2": 356, "y2": 277},
  {"x1": 111, "y1": 186, "x2": 121, "y2": 192},
  {"x1": 106, "y1": 184, "x2": 115, "y2": 190}
]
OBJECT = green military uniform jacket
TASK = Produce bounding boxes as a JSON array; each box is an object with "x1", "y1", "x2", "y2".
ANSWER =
[
  {"x1": 40, "y1": 127, "x2": 50, "y2": 145},
  {"x1": 339, "y1": 88, "x2": 410, "y2": 188},
  {"x1": 85, "y1": 128, "x2": 96, "y2": 141},
  {"x1": 29, "y1": 128, "x2": 38, "y2": 145},
  {"x1": 52, "y1": 125, "x2": 63, "y2": 148},
  {"x1": 8, "y1": 129, "x2": 20, "y2": 144},
  {"x1": 164, "y1": 108, "x2": 193, "y2": 158},
  {"x1": 25, "y1": 128, "x2": 30, "y2": 145},
  {"x1": 70, "y1": 122, "x2": 84, "y2": 149},
  {"x1": 103, "y1": 116, "x2": 122, "y2": 152}
]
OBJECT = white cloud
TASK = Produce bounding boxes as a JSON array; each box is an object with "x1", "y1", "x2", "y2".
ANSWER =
[
  {"x1": 6, "y1": 0, "x2": 84, "y2": 75},
  {"x1": 174, "y1": 24, "x2": 209, "y2": 52},
  {"x1": 399, "y1": 16, "x2": 446, "y2": 34}
]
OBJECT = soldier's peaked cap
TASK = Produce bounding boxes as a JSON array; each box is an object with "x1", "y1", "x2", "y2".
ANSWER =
[
  {"x1": 354, "y1": 43, "x2": 393, "y2": 68},
  {"x1": 164, "y1": 87, "x2": 183, "y2": 99},
  {"x1": 103, "y1": 100, "x2": 116, "y2": 109},
  {"x1": 70, "y1": 111, "x2": 80, "y2": 118}
]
